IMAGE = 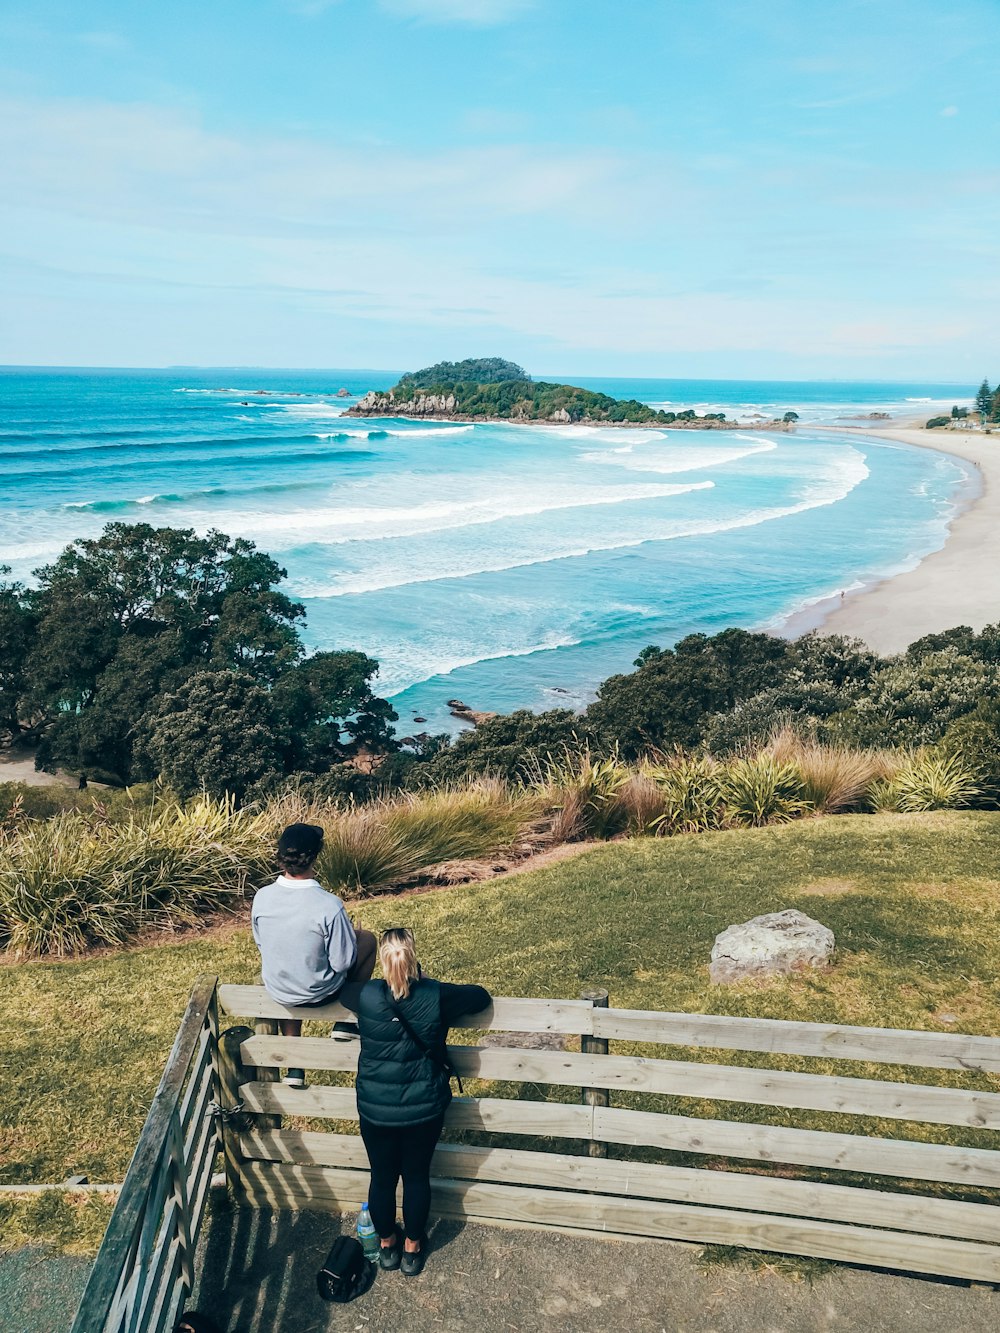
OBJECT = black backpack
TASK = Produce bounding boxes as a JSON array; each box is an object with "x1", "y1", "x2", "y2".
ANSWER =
[{"x1": 316, "y1": 1236, "x2": 376, "y2": 1303}]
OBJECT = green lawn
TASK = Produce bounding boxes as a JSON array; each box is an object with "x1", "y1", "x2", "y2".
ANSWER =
[{"x1": 4, "y1": 811, "x2": 1000, "y2": 1253}]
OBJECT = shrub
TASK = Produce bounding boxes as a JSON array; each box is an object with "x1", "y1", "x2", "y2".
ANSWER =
[
  {"x1": 537, "y1": 749, "x2": 631, "y2": 841},
  {"x1": 872, "y1": 753, "x2": 980, "y2": 813},
  {"x1": 644, "y1": 757, "x2": 723, "y2": 835},
  {"x1": 317, "y1": 782, "x2": 535, "y2": 894},
  {"x1": 718, "y1": 755, "x2": 808, "y2": 827},
  {"x1": 766, "y1": 729, "x2": 891, "y2": 813},
  {"x1": 925, "y1": 416, "x2": 951, "y2": 428},
  {"x1": 0, "y1": 795, "x2": 268, "y2": 957},
  {"x1": 617, "y1": 772, "x2": 667, "y2": 835}
]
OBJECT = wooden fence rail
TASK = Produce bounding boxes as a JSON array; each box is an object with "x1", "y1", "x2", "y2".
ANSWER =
[
  {"x1": 66, "y1": 978, "x2": 1000, "y2": 1314},
  {"x1": 70, "y1": 976, "x2": 221, "y2": 1333},
  {"x1": 217, "y1": 983, "x2": 1000, "y2": 1283}
]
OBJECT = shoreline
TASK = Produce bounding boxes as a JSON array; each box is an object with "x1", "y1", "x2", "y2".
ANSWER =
[
  {"x1": 780, "y1": 421, "x2": 999, "y2": 652},
  {"x1": 346, "y1": 409, "x2": 793, "y2": 432}
]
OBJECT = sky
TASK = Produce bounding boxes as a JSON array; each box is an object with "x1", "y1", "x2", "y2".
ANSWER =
[{"x1": 0, "y1": 0, "x2": 997, "y2": 378}]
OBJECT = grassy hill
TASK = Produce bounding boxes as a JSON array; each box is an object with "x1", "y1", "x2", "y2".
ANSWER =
[{"x1": 5, "y1": 811, "x2": 1000, "y2": 1251}]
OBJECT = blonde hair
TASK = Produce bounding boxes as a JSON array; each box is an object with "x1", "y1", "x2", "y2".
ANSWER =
[{"x1": 380, "y1": 927, "x2": 418, "y2": 1001}]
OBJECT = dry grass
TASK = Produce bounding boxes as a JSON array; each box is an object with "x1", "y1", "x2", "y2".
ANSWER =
[{"x1": 766, "y1": 728, "x2": 894, "y2": 814}]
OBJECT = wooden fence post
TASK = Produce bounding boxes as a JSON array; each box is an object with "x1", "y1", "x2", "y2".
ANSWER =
[
  {"x1": 580, "y1": 987, "x2": 609, "y2": 1159},
  {"x1": 215, "y1": 1025, "x2": 254, "y2": 1200}
]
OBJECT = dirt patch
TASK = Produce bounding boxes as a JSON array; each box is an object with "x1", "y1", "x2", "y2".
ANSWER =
[{"x1": 796, "y1": 878, "x2": 859, "y2": 896}]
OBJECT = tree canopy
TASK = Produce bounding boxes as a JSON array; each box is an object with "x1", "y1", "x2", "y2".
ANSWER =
[
  {"x1": 3, "y1": 523, "x2": 396, "y2": 793},
  {"x1": 395, "y1": 357, "x2": 529, "y2": 393}
]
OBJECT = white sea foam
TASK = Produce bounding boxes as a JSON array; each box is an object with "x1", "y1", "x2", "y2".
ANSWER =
[
  {"x1": 295, "y1": 447, "x2": 870, "y2": 598},
  {"x1": 376, "y1": 632, "x2": 583, "y2": 696},
  {"x1": 581, "y1": 434, "x2": 778, "y2": 476},
  {"x1": 180, "y1": 480, "x2": 716, "y2": 548}
]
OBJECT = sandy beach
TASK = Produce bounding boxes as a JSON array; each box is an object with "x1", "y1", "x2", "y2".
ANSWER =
[{"x1": 786, "y1": 421, "x2": 1000, "y2": 653}]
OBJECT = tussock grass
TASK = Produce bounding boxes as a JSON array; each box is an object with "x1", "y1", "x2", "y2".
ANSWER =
[
  {"x1": 0, "y1": 796, "x2": 269, "y2": 958},
  {"x1": 766, "y1": 728, "x2": 894, "y2": 814},
  {"x1": 318, "y1": 782, "x2": 536, "y2": 893},
  {"x1": 0, "y1": 783, "x2": 539, "y2": 957},
  {"x1": 537, "y1": 748, "x2": 631, "y2": 841},
  {"x1": 872, "y1": 751, "x2": 981, "y2": 813},
  {"x1": 716, "y1": 753, "x2": 808, "y2": 827}
]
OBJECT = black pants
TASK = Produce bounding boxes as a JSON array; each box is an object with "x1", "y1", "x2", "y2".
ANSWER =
[{"x1": 358, "y1": 1114, "x2": 445, "y2": 1242}]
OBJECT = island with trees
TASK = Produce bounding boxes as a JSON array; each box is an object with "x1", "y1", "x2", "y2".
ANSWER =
[{"x1": 348, "y1": 357, "x2": 790, "y2": 429}]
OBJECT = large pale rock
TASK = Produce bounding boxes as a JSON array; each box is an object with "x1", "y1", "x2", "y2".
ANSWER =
[{"x1": 709, "y1": 909, "x2": 835, "y2": 984}]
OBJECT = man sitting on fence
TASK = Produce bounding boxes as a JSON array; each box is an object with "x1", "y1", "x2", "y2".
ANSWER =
[{"x1": 252, "y1": 822, "x2": 376, "y2": 1087}]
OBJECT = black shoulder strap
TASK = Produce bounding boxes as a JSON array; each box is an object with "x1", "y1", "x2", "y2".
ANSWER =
[{"x1": 387, "y1": 992, "x2": 464, "y2": 1094}]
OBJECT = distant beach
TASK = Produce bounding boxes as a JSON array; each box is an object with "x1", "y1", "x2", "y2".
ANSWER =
[{"x1": 785, "y1": 420, "x2": 999, "y2": 652}]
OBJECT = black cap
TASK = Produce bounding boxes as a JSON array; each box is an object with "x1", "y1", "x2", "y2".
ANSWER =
[{"x1": 277, "y1": 823, "x2": 324, "y2": 860}]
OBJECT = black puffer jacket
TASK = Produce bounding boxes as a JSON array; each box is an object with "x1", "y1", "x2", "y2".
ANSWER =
[{"x1": 340, "y1": 977, "x2": 491, "y2": 1127}]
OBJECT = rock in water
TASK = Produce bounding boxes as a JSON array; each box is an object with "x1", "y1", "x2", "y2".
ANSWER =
[{"x1": 709, "y1": 909, "x2": 835, "y2": 984}]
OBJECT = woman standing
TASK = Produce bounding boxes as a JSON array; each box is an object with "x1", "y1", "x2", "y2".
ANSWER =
[{"x1": 338, "y1": 929, "x2": 491, "y2": 1276}]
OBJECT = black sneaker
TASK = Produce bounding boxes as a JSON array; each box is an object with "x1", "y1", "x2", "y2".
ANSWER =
[
  {"x1": 400, "y1": 1245, "x2": 426, "y2": 1277},
  {"x1": 330, "y1": 1021, "x2": 360, "y2": 1041},
  {"x1": 282, "y1": 1068, "x2": 306, "y2": 1088},
  {"x1": 379, "y1": 1231, "x2": 402, "y2": 1271}
]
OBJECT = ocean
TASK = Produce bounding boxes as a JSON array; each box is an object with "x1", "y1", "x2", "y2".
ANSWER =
[{"x1": 0, "y1": 367, "x2": 975, "y2": 734}]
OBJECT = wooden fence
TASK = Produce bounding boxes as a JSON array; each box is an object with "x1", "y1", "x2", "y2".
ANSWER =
[
  {"x1": 69, "y1": 974, "x2": 1000, "y2": 1327},
  {"x1": 70, "y1": 975, "x2": 220, "y2": 1333},
  {"x1": 218, "y1": 983, "x2": 1000, "y2": 1283}
]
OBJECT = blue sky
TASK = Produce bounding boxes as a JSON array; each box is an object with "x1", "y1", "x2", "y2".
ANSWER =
[{"x1": 0, "y1": 0, "x2": 997, "y2": 377}]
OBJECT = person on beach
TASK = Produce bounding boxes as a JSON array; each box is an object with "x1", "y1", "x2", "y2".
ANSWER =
[
  {"x1": 338, "y1": 928, "x2": 491, "y2": 1277},
  {"x1": 251, "y1": 823, "x2": 377, "y2": 1087}
]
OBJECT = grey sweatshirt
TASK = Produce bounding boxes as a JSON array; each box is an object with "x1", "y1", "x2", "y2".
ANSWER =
[{"x1": 251, "y1": 875, "x2": 357, "y2": 1006}]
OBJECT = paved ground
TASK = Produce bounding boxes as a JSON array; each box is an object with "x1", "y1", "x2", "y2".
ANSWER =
[
  {"x1": 188, "y1": 1208, "x2": 1000, "y2": 1333},
  {"x1": 0, "y1": 1247, "x2": 93, "y2": 1333},
  {"x1": 7, "y1": 1209, "x2": 1000, "y2": 1333}
]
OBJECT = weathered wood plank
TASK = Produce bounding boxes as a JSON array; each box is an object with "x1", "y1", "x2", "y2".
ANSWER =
[
  {"x1": 596, "y1": 1105, "x2": 1000, "y2": 1188},
  {"x1": 239, "y1": 1036, "x2": 1000, "y2": 1130},
  {"x1": 69, "y1": 974, "x2": 218, "y2": 1333},
  {"x1": 239, "y1": 1161, "x2": 1000, "y2": 1283},
  {"x1": 219, "y1": 985, "x2": 593, "y2": 1035},
  {"x1": 240, "y1": 1128, "x2": 1000, "y2": 1244},
  {"x1": 240, "y1": 1081, "x2": 594, "y2": 1138},
  {"x1": 594, "y1": 1008, "x2": 1000, "y2": 1073}
]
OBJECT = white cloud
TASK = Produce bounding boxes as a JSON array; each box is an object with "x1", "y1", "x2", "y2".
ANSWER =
[
  {"x1": 941, "y1": 105, "x2": 959, "y2": 116},
  {"x1": 378, "y1": 0, "x2": 533, "y2": 24}
]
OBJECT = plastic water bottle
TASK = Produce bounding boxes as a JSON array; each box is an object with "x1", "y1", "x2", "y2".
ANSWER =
[{"x1": 356, "y1": 1202, "x2": 379, "y2": 1263}]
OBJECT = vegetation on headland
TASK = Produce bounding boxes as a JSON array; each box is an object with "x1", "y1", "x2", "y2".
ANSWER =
[
  {"x1": 927, "y1": 376, "x2": 1000, "y2": 428},
  {"x1": 349, "y1": 356, "x2": 739, "y2": 426},
  {"x1": 5, "y1": 809, "x2": 1000, "y2": 1255}
]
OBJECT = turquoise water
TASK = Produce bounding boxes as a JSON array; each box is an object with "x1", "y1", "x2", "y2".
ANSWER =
[{"x1": 0, "y1": 368, "x2": 975, "y2": 733}]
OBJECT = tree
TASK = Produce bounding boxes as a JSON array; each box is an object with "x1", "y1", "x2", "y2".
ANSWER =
[
  {"x1": 273, "y1": 650, "x2": 398, "y2": 770},
  {"x1": 587, "y1": 629, "x2": 791, "y2": 757},
  {"x1": 976, "y1": 379, "x2": 993, "y2": 417},
  {"x1": 421, "y1": 709, "x2": 589, "y2": 784},
  {"x1": 783, "y1": 411, "x2": 799, "y2": 423},
  {"x1": 0, "y1": 569, "x2": 37, "y2": 741},
  {"x1": 845, "y1": 649, "x2": 999, "y2": 746},
  {"x1": 147, "y1": 671, "x2": 286, "y2": 800},
  {"x1": 21, "y1": 522, "x2": 393, "y2": 788}
]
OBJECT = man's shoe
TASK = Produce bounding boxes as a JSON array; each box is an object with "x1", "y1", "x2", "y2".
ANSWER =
[
  {"x1": 330, "y1": 1022, "x2": 360, "y2": 1041},
  {"x1": 282, "y1": 1068, "x2": 306, "y2": 1088},
  {"x1": 400, "y1": 1245, "x2": 426, "y2": 1277}
]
